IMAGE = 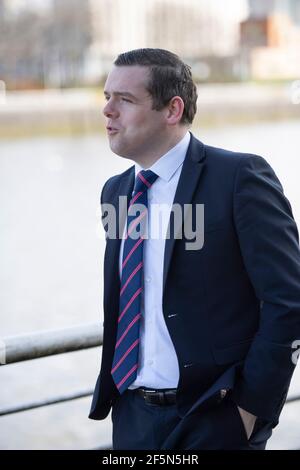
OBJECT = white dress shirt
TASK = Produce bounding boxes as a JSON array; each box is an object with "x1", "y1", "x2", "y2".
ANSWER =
[{"x1": 119, "y1": 131, "x2": 191, "y2": 389}]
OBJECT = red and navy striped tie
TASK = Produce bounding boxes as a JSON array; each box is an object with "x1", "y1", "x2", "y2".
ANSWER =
[{"x1": 111, "y1": 169, "x2": 158, "y2": 394}]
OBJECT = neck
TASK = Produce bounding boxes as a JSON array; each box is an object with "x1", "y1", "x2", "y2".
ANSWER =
[{"x1": 136, "y1": 128, "x2": 188, "y2": 169}]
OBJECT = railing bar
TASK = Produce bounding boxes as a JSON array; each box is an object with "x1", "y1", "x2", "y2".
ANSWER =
[
  {"x1": 0, "y1": 389, "x2": 94, "y2": 416},
  {"x1": 1, "y1": 323, "x2": 103, "y2": 365},
  {"x1": 285, "y1": 395, "x2": 300, "y2": 404}
]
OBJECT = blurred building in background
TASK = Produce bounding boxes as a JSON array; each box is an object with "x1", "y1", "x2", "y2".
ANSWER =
[
  {"x1": 0, "y1": 0, "x2": 91, "y2": 89},
  {"x1": 241, "y1": 0, "x2": 300, "y2": 79},
  {"x1": 0, "y1": 0, "x2": 249, "y2": 87},
  {"x1": 87, "y1": 0, "x2": 248, "y2": 82},
  {"x1": 1, "y1": 0, "x2": 300, "y2": 89}
]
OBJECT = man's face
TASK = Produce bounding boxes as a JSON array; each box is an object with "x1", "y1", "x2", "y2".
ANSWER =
[{"x1": 103, "y1": 65, "x2": 168, "y2": 161}]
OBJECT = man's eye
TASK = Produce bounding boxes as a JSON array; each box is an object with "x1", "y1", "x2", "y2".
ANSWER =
[{"x1": 121, "y1": 98, "x2": 132, "y2": 103}]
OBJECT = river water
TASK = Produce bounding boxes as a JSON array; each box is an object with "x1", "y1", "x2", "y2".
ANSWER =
[{"x1": 0, "y1": 121, "x2": 300, "y2": 449}]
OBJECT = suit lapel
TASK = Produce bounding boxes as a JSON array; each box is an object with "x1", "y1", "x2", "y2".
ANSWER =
[
  {"x1": 105, "y1": 168, "x2": 135, "y2": 309},
  {"x1": 163, "y1": 135, "x2": 206, "y2": 292}
]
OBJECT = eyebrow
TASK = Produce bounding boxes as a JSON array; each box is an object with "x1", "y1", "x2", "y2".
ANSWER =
[{"x1": 104, "y1": 91, "x2": 138, "y2": 100}]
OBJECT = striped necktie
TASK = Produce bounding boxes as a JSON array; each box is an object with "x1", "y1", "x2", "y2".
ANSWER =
[{"x1": 111, "y1": 169, "x2": 159, "y2": 394}]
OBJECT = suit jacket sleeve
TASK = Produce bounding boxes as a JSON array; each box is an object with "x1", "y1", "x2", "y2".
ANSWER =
[{"x1": 231, "y1": 154, "x2": 300, "y2": 423}]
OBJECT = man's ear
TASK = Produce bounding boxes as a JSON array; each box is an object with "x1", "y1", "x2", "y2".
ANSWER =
[{"x1": 166, "y1": 96, "x2": 185, "y2": 125}]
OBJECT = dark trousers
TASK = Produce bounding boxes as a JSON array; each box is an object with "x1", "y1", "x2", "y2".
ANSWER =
[{"x1": 111, "y1": 389, "x2": 273, "y2": 450}]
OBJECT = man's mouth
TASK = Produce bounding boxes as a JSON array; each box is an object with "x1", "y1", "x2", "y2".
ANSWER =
[{"x1": 106, "y1": 126, "x2": 119, "y2": 135}]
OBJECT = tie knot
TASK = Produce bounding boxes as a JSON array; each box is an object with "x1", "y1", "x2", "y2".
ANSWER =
[{"x1": 133, "y1": 170, "x2": 158, "y2": 194}]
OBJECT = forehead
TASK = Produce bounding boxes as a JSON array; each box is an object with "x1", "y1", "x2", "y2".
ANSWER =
[{"x1": 104, "y1": 65, "x2": 150, "y2": 95}]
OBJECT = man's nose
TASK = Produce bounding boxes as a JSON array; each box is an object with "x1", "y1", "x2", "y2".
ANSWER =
[{"x1": 103, "y1": 100, "x2": 119, "y2": 118}]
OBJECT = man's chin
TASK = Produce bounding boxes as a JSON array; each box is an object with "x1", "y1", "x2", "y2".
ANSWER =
[
  {"x1": 109, "y1": 145, "x2": 134, "y2": 161},
  {"x1": 107, "y1": 137, "x2": 139, "y2": 161}
]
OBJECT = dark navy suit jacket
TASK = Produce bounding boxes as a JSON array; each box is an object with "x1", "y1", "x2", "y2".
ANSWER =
[{"x1": 89, "y1": 133, "x2": 300, "y2": 427}]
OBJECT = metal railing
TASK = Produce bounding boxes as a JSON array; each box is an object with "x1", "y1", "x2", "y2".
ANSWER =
[
  {"x1": 0, "y1": 323, "x2": 110, "y2": 448},
  {"x1": 1, "y1": 322, "x2": 102, "y2": 364},
  {"x1": 0, "y1": 323, "x2": 102, "y2": 415},
  {"x1": 1, "y1": 324, "x2": 300, "y2": 449}
]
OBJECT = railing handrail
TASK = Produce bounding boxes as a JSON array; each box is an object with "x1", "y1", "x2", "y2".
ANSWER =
[
  {"x1": 1, "y1": 323, "x2": 299, "y2": 434},
  {"x1": 0, "y1": 388, "x2": 94, "y2": 416},
  {"x1": 0, "y1": 322, "x2": 103, "y2": 364}
]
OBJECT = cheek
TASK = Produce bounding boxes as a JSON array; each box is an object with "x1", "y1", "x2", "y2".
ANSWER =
[
  {"x1": 122, "y1": 109, "x2": 163, "y2": 136},
  {"x1": 124, "y1": 119, "x2": 149, "y2": 136},
  {"x1": 132, "y1": 116, "x2": 161, "y2": 133},
  {"x1": 127, "y1": 112, "x2": 147, "y2": 127},
  {"x1": 126, "y1": 108, "x2": 157, "y2": 125}
]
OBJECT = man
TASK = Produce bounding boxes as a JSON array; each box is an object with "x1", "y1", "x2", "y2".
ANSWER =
[{"x1": 89, "y1": 48, "x2": 300, "y2": 450}]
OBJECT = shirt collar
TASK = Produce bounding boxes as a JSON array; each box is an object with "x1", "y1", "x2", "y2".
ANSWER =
[{"x1": 135, "y1": 131, "x2": 190, "y2": 183}]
